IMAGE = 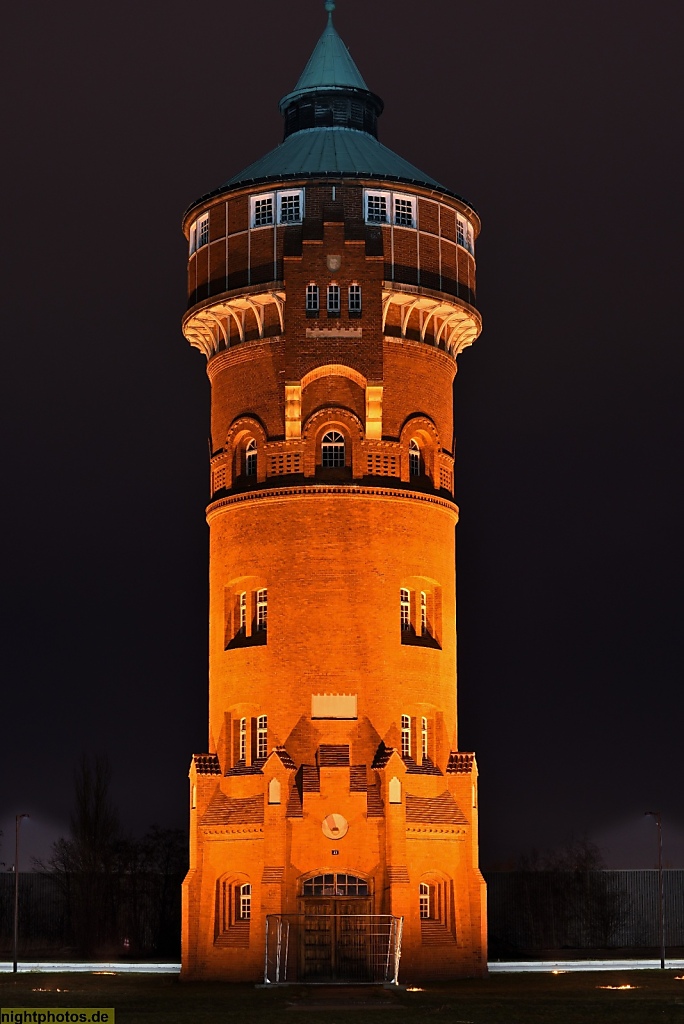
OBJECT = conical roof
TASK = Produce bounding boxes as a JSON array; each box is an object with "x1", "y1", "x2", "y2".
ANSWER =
[{"x1": 282, "y1": 1, "x2": 369, "y2": 103}]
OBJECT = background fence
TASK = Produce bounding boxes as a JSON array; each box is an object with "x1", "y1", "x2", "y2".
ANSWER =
[{"x1": 0, "y1": 870, "x2": 682, "y2": 958}]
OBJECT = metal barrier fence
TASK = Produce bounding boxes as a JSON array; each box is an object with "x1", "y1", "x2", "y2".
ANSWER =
[{"x1": 264, "y1": 914, "x2": 404, "y2": 984}]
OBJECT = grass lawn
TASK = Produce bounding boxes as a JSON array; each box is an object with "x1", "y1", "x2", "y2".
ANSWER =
[{"x1": 1, "y1": 971, "x2": 684, "y2": 1024}]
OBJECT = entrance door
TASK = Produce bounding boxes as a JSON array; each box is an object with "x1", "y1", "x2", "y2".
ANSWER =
[{"x1": 300, "y1": 899, "x2": 373, "y2": 981}]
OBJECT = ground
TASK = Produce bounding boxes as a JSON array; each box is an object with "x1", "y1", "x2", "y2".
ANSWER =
[{"x1": 2, "y1": 972, "x2": 684, "y2": 1024}]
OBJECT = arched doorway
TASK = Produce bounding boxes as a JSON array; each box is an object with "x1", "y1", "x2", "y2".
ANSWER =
[{"x1": 298, "y1": 873, "x2": 373, "y2": 981}]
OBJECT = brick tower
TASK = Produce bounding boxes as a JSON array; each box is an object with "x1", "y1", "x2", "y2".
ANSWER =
[{"x1": 181, "y1": 1, "x2": 486, "y2": 982}]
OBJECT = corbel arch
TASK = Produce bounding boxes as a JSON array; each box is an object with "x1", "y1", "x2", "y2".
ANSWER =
[
  {"x1": 223, "y1": 416, "x2": 268, "y2": 486},
  {"x1": 301, "y1": 364, "x2": 367, "y2": 391},
  {"x1": 302, "y1": 407, "x2": 365, "y2": 479},
  {"x1": 399, "y1": 415, "x2": 441, "y2": 484}
]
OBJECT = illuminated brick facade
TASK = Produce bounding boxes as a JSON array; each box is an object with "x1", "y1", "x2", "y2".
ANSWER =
[{"x1": 181, "y1": 2, "x2": 486, "y2": 982}]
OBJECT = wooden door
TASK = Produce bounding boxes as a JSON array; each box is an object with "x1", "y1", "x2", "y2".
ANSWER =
[{"x1": 300, "y1": 898, "x2": 372, "y2": 981}]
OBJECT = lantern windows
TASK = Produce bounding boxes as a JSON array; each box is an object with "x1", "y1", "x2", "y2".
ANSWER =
[
  {"x1": 363, "y1": 189, "x2": 415, "y2": 228},
  {"x1": 456, "y1": 215, "x2": 474, "y2": 255},
  {"x1": 250, "y1": 188, "x2": 304, "y2": 227},
  {"x1": 401, "y1": 715, "x2": 411, "y2": 759},
  {"x1": 400, "y1": 589, "x2": 411, "y2": 632},
  {"x1": 189, "y1": 212, "x2": 209, "y2": 254},
  {"x1": 409, "y1": 439, "x2": 421, "y2": 477},
  {"x1": 256, "y1": 589, "x2": 268, "y2": 632},
  {"x1": 257, "y1": 715, "x2": 268, "y2": 759},
  {"x1": 245, "y1": 438, "x2": 257, "y2": 477}
]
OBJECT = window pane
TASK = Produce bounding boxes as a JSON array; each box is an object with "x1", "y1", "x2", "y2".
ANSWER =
[
  {"x1": 254, "y1": 197, "x2": 274, "y2": 226},
  {"x1": 367, "y1": 194, "x2": 388, "y2": 223},
  {"x1": 348, "y1": 284, "x2": 362, "y2": 312},
  {"x1": 322, "y1": 430, "x2": 345, "y2": 468},
  {"x1": 280, "y1": 192, "x2": 301, "y2": 223},
  {"x1": 256, "y1": 589, "x2": 268, "y2": 631},
  {"x1": 394, "y1": 198, "x2": 414, "y2": 227},
  {"x1": 306, "y1": 284, "x2": 319, "y2": 311},
  {"x1": 327, "y1": 284, "x2": 341, "y2": 313}
]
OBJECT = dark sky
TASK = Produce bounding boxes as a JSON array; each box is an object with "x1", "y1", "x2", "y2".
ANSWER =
[{"x1": 2, "y1": 0, "x2": 683, "y2": 871}]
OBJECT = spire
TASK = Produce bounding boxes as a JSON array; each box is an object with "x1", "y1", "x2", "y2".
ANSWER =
[
  {"x1": 279, "y1": 1, "x2": 383, "y2": 139},
  {"x1": 284, "y1": 1, "x2": 371, "y2": 101}
]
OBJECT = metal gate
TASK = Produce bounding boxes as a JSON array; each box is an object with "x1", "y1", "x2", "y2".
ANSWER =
[{"x1": 264, "y1": 913, "x2": 404, "y2": 984}]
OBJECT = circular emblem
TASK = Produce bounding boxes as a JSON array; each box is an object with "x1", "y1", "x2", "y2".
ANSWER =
[{"x1": 322, "y1": 813, "x2": 349, "y2": 840}]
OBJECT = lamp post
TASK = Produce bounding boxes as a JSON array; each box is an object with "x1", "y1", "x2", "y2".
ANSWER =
[
  {"x1": 645, "y1": 810, "x2": 665, "y2": 969},
  {"x1": 13, "y1": 813, "x2": 29, "y2": 974}
]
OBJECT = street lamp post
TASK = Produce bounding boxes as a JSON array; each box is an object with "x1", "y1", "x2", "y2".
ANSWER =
[
  {"x1": 645, "y1": 810, "x2": 665, "y2": 970},
  {"x1": 13, "y1": 814, "x2": 29, "y2": 974}
]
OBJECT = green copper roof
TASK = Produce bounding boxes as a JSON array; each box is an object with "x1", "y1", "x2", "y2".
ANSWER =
[
  {"x1": 223, "y1": 127, "x2": 446, "y2": 191},
  {"x1": 281, "y1": 2, "x2": 369, "y2": 105}
]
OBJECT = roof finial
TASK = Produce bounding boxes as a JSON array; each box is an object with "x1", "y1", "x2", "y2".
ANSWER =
[{"x1": 325, "y1": 0, "x2": 336, "y2": 17}]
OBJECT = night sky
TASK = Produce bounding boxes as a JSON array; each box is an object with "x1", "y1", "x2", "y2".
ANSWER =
[{"x1": 2, "y1": 0, "x2": 683, "y2": 872}]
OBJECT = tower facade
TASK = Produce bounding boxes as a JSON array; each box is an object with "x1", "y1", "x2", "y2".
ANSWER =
[{"x1": 181, "y1": 3, "x2": 486, "y2": 982}]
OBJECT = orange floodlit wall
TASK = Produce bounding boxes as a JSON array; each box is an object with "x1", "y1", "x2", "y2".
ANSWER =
[{"x1": 181, "y1": 180, "x2": 487, "y2": 981}]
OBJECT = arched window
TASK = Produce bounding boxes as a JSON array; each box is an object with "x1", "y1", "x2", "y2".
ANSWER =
[
  {"x1": 421, "y1": 716, "x2": 428, "y2": 760},
  {"x1": 409, "y1": 439, "x2": 421, "y2": 477},
  {"x1": 420, "y1": 591, "x2": 428, "y2": 635},
  {"x1": 389, "y1": 776, "x2": 402, "y2": 804},
  {"x1": 239, "y1": 883, "x2": 252, "y2": 921},
  {"x1": 322, "y1": 431, "x2": 345, "y2": 468},
  {"x1": 303, "y1": 874, "x2": 369, "y2": 896},
  {"x1": 239, "y1": 717, "x2": 247, "y2": 762},
  {"x1": 256, "y1": 589, "x2": 268, "y2": 632},
  {"x1": 419, "y1": 882, "x2": 430, "y2": 919},
  {"x1": 268, "y1": 777, "x2": 281, "y2": 804},
  {"x1": 245, "y1": 439, "x2": 257, "y2": 477},
  {"x1": 400, "y1": 589, "x2": 411, "y2": 631},
  {"x1": 401, "y1": 714, "x2": 411, "y2": 759},
  {"x1": 257, "y1": 715, "x2": 268, "y2": 759}
]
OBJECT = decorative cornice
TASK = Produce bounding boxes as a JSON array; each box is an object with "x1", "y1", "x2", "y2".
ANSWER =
[
  {"x1": 406, "y1": 826, "x2": 467, "y2": 838},
  {"x1": 206, "y1": 484, "x2": 459, "y2": 523}
]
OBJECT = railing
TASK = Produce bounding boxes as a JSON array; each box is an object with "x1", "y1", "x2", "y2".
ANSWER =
[{"x1": 264, "y1": 914, "x2": 404, "y2": 985}]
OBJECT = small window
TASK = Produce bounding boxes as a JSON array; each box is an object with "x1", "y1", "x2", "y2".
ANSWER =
[
  {"x1": 421, "y1": 716, "x2": 428, "y2": 760},
  {"x1": 245, "y1": 439, "x2": 257, "y2": 477},
  {"x1": 239, "y1": 717, "x2": 247, "y2": 762},
  {"x1": 400, "y1": 589, "x2": 411, "y2": 632},
  {"x1": 257, "y1": 715, "x2": 268, "y2": 760},
  {"x1": 419, "y1": 882, "x2": 430, "y2": 919},
  {"x1": 278, "y1": 190, "x2": 303, "y2": 223},
  {"x1": 420, "y1": 592, "x2": 428, "y2": 636},
  {"x1": 252, "y1": 194, "x2": 275, "y2": 227},
  {"x1": 365, "y1": 191, "x2": 390, "y2": 223},
  {"x1": 269, "y1": 778, "x2": 281, "y2": 804},
  {"x1": 189, "y1": 213, "x2": 209, "y2": 254},
  {"x1": 409, "y1": 439, "x2": 420, "y2": 477},
  {"x1": 306, "y1": 283, "x2": 320, "y2": 315},
  {"x1": 327, "y1": 284, "x2": 341, "y2": 316},
  {"x1": 239, "y1": 883, "x2": 251, "y2": 921},
  {"x1": 401, "y1": 715, "x2": 411, "y2": 759},
  {"x1": 348, "y1": 284, "x2": 362, "y2": 316},
  {"x1": 457, "y1": 215, "x2": 474, "y2": 254},
  {"x1": 256, "y1": 589, "x2": 268, "y2": 632},
  {"x1": 191, "y1": 784, "x2": 197, "y2": 810},
  {"x1": 394, "y1": 196, "x2": 414, "y2": 227},
  {"x1": 322, "y1": 431, "x2": 345, "y2": 468},
  {"x1": 238, "y1": 592, "x2": 247, "y2": 635}
]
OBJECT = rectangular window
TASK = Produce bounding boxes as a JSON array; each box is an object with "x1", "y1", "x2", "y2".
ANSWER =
[
  {"x1": 238, "y1": 592, "x2": 247, "y2": 635},
  {"x1": 197, "y1": 213, "x2": 209, "y2": 248},
  {"x1": 400, "y1": 589, "x2": 411, "y2": 632},
  {"x1": 421, "y1": 716, "x2": 428, "y2": 759},
  {"x1": 278, "y1": 190, "x2": 303, "y2": 223},
  {"x1": 420, "y1": 883, "x2": 430, "y2": 919},
  {"x1": 257, "y1": 715, "x2": 268, "y2": 759},
  {"x1": 457, "y1": 215, "x2": 474, "y2": 253},
  {"x1": 365, "y1": 191, "x2": 390, "y2": 223},
  {"x1": 348, "y1": 284, "x2": 362, "y2": 316},
  {"x1": 327, "y1": 284, "x2": 341, "y2": 316},
  {"x1": 394, "y1": 196, "x2": 414, "y2": 227},
  {"x1": 306, "y1": 283, "x2": 320, "y2": 315},
  {"x1": 239, "y1": 717, "x2": 247, "y2": 762},
  {"x1": 252, "y1": 194, "x2": 275, "y2": 227},
  {"x1": 256, "y1": 589, "x2": 268, "y2": 632},
  {"x1": 189, "y1": 221, "x2": 197, "y2": 255},
  {"x1": 401, "y1": 715, "x2": 411, "y2": 759},
  {"x1": 420, "y1": 591, "x2": 428, "y2": 635}
]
